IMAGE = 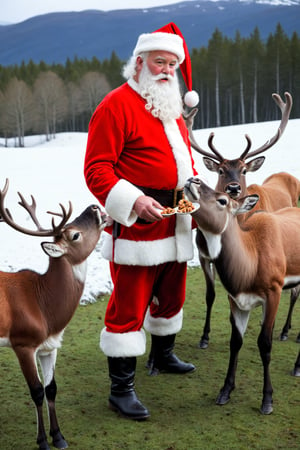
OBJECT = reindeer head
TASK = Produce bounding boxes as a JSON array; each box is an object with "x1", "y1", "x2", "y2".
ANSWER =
[
  {"x1": 184, "y1": 92, "x2": 293, "y2": 199},
  {"x1": 41, "y1": 204, "x2": 107, "y2": 264},
  {"x1": 184, "y1": 176, "x2": 259, "y2": 234},
  {"x1": 0, "y1": 178, "x2": 107, "y2": 265}
]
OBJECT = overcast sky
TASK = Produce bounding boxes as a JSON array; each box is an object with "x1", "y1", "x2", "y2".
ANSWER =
[{"x1": 2, "y1": 0, "x2": 190, "y2": 24}]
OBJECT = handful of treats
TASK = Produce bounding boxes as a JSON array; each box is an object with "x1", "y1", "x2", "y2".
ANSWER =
[
  {"x1": 161, "y1": 206, "x2": 176, "y2": 215},
  {"x1": 177, "y1": 198, "x2": 195, "y2": 213},
  {"x1": 161, "y1": 198, "x2": 195, "y2": 215}
]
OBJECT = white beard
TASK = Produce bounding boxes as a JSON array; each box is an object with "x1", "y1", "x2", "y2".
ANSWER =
[{"x1": 137, "y1": 64, "x2": 183, "y2": 121}]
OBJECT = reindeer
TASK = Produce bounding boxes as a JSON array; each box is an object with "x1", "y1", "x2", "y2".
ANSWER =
[
  {"x1": 184, "y1": 177, "x2": 300, "y2": 414},
  {"x1": 0, "y1": 179, "x2": 107, "y2": 450},
  {"x1": 185, "y1": 92, "x2": 300, "y2": 348}
]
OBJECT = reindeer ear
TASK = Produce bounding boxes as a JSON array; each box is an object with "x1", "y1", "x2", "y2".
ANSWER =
[
  {"x1": 203, "y1": 157, "x2": 219, "y2": 172},
  {"x1": 41, "y1": 242, "x2": 65, "y2": 258},
  {"x1": 234, "y1": 194, "x2": 259, "y2": 215},
  {"x1": 246, "y1": 156, "x2": 265, "y2": 173}
]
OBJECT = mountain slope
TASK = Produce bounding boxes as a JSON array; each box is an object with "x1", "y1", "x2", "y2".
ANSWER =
[{"x1": 0, "y1": 0, "x2": 299, "y2": 66}]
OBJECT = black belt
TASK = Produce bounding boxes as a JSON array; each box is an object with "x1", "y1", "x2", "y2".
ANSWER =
[
  {"x1": 135, "y1": 186, "x2": 184, "y2": 208},
  {"x1": 113, "y1": 186, "x2": 184, "y2": 234}
]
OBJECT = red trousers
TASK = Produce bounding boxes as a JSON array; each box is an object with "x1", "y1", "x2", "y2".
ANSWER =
[{"x1": 105, "y1": 261, "x2": 187, "y2": 334}]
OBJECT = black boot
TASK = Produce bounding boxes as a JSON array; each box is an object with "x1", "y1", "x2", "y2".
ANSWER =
[
  {"x1": 146, "y1": 334, "x2": 196, "y2": 376},
  {"x1": 108, "y1": 356, "x2": 150, "y2": 420}
]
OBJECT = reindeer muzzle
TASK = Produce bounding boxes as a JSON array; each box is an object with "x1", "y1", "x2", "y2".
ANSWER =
[
  {"x1": 89, "y1": 205, "x2": 107, "y2": 229},
  {"x1": 184, "y1": 177, "x2": 201, "y2": 202},
  {"x1": 225, "y1": 183, "x2": 241, "y2": 199}
]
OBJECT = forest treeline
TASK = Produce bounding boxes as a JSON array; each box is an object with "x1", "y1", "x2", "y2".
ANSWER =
[{"x1": 0, "y1": 24, "x2": 299, "y2": 146}]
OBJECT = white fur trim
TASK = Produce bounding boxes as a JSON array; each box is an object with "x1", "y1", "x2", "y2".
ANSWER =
[
  {"x1": 184, "y1": 90, "x2": 199, "y2": 108},
  {"x1": 163, "y1": 119, "x2": 194, "y2": 188},
  {"x1": 133, "y1": 32, "x2": 184, "y2": 63},
  {"x1": 102, "y1": 234, "x2": 176, "y2": 265},
  {"x1": 101, "y1": 215, "x2": 193, "y2": 265},
  {"x1": 127, "y1": 77, "x2": 139, "y2": 92},
  {"x1": 100, "y1": 328, "x2": 146, "y2": 357},
  {"x1": 144, "y1": 308, "x2": 183, "y2": 335},
  {"x1": 175, "y1": 213, "x2": 193, "y2": 262},
  {"x1": 105, "y1": 179, "x2": 144, "y2": 226}
]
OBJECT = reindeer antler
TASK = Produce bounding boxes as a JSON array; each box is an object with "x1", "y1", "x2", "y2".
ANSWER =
[
  {"x1": 185, "y1": 92, "x2": 293, "y2": 163},
  {"x1": 0, "y1": 178, "x2": 73, "y2": 237},
  {"x1": 183, "y1": 108, "x2": 224, "y2": 162},
  {"x1": 240, "y1": 91, "x2": 293, "y2": 160}
]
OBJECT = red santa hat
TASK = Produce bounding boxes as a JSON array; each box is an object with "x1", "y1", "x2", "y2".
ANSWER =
[{"x1": 133, "y1": 22, "x2": 199, "y2": 108}]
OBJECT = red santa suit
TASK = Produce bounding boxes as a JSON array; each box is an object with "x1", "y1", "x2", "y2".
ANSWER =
[{"x1": 84, "y1": 78, "x2": 197, "y2": 357}]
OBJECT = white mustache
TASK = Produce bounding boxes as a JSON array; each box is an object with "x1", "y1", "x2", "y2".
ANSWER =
[{"x1": 151, "y1": 73, "x2": 174, "y2": 81}]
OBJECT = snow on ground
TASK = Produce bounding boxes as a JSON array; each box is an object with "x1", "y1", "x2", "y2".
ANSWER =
[{"x1": 0, "y1": 118, "x2": 299, "y2": 303}]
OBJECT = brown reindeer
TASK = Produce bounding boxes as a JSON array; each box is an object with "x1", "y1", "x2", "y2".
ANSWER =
[
  {"x1": 0, "y1": 179, "x2": 107, "y2": 450},
  {"x1": 185, "y1": 92, "x2": 300, "y2": 348},
  {"x1": 184, "y1": 177, "x2": 300, "y2": 414}
]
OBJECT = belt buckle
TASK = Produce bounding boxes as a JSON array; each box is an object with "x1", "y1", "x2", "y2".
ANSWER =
[{"x1": 173, "y1": 187, "x2": 183, "y2": 208}]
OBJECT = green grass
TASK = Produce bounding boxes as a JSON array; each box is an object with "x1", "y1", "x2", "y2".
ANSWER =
[{"x1": 0, "y1": 268, "x2": 299, "y2": 450}]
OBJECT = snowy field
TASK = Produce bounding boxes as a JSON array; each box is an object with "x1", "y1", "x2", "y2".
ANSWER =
[{"x1": 0, "y1": 118, "x2": 299, "y2": 303}]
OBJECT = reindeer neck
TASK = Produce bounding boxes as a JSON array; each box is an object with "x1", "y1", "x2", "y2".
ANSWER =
[
  {"x1": 212, "y1": 216, "x2": 259, "y2": 296},
  {"x1": 199, "y1": 230, "x2": 222, "y2": 260},
  {"x1": 39, "y1": 257, "x2": 86, "y2": 333}
]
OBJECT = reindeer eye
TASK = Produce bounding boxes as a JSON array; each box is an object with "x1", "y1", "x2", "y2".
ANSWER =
[
  {"x1": 72, "y1": 232, "x2": 80, "y2": 241},
  {"x1": 217, "y1": 198, "x2": 228, "y2": 206},
  {"x1": 242, "y1": 168, "x2": 247, "y2": 175},
  {"x1": 219, "y1": 168, "x2": 224, "y2": 175}
]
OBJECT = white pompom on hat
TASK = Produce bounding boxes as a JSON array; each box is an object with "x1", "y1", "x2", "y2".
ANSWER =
[{"x1": 133, "y1": 22, "x2": 199, "y2": 108}]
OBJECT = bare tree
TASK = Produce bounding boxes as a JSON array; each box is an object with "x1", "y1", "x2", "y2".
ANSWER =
[
  {"x1": 66, "y1": 81, "x2": 83, "y2": 131},
  {"x1": 79, "y1": 71, "x2": 111, "y2": 117},
  {"x1": 1, "y1": 78, "x2": 34, "y2": 147},
  {"x1": 33, "y1": 71, "x2": 68, "y2": 141}
]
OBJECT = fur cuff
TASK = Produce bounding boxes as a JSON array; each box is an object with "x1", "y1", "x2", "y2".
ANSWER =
[
  {"x1": 143, "y1": 308, "x2": 183, "y2": 335},
  {"x1": 100, "y1": 328, "x2": 146, "y2": 357},
  {"x1": 105, "y1": 179, "x2": 144, "y2": 226}
]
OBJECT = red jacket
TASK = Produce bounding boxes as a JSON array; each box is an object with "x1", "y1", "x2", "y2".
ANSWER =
[{"x1": 84, "y1": 80, "x2": 197, "y2": 266}]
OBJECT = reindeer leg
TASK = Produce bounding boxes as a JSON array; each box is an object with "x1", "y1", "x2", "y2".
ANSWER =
[
  {"x1": 14, "y1": 346, "x2": 50, "y2": 450},
  {"x1": 258, "y1": 295, "x2": 281, "y2": 415},
  {"x1": 257, "y1": 324, "x2": 274, "y2": 414},
  {"x1": 199, "y1": 256, "x2": 215, "y2": 349},
  {"x1": 280, "y1": 286, "x2": 300, "y2": 341},
  {"x1": 38, "y1": 349, "x2": 68, "y2": 449},
  {"x1": 216, "y1": 298, "x2": 250, "y2": 406},
  {"x1": 292, "y1": 351, "x2": 300, "y2": 377}
]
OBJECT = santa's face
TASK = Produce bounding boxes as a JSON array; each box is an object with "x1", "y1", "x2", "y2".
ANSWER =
[{"x1": 143, "y1": 51, "x2": 178, "y2": 82}]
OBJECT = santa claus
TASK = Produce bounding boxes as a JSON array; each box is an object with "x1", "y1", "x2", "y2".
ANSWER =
[{"x1": 84, "y1": 22, "x2": 199, "y2": 420}]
